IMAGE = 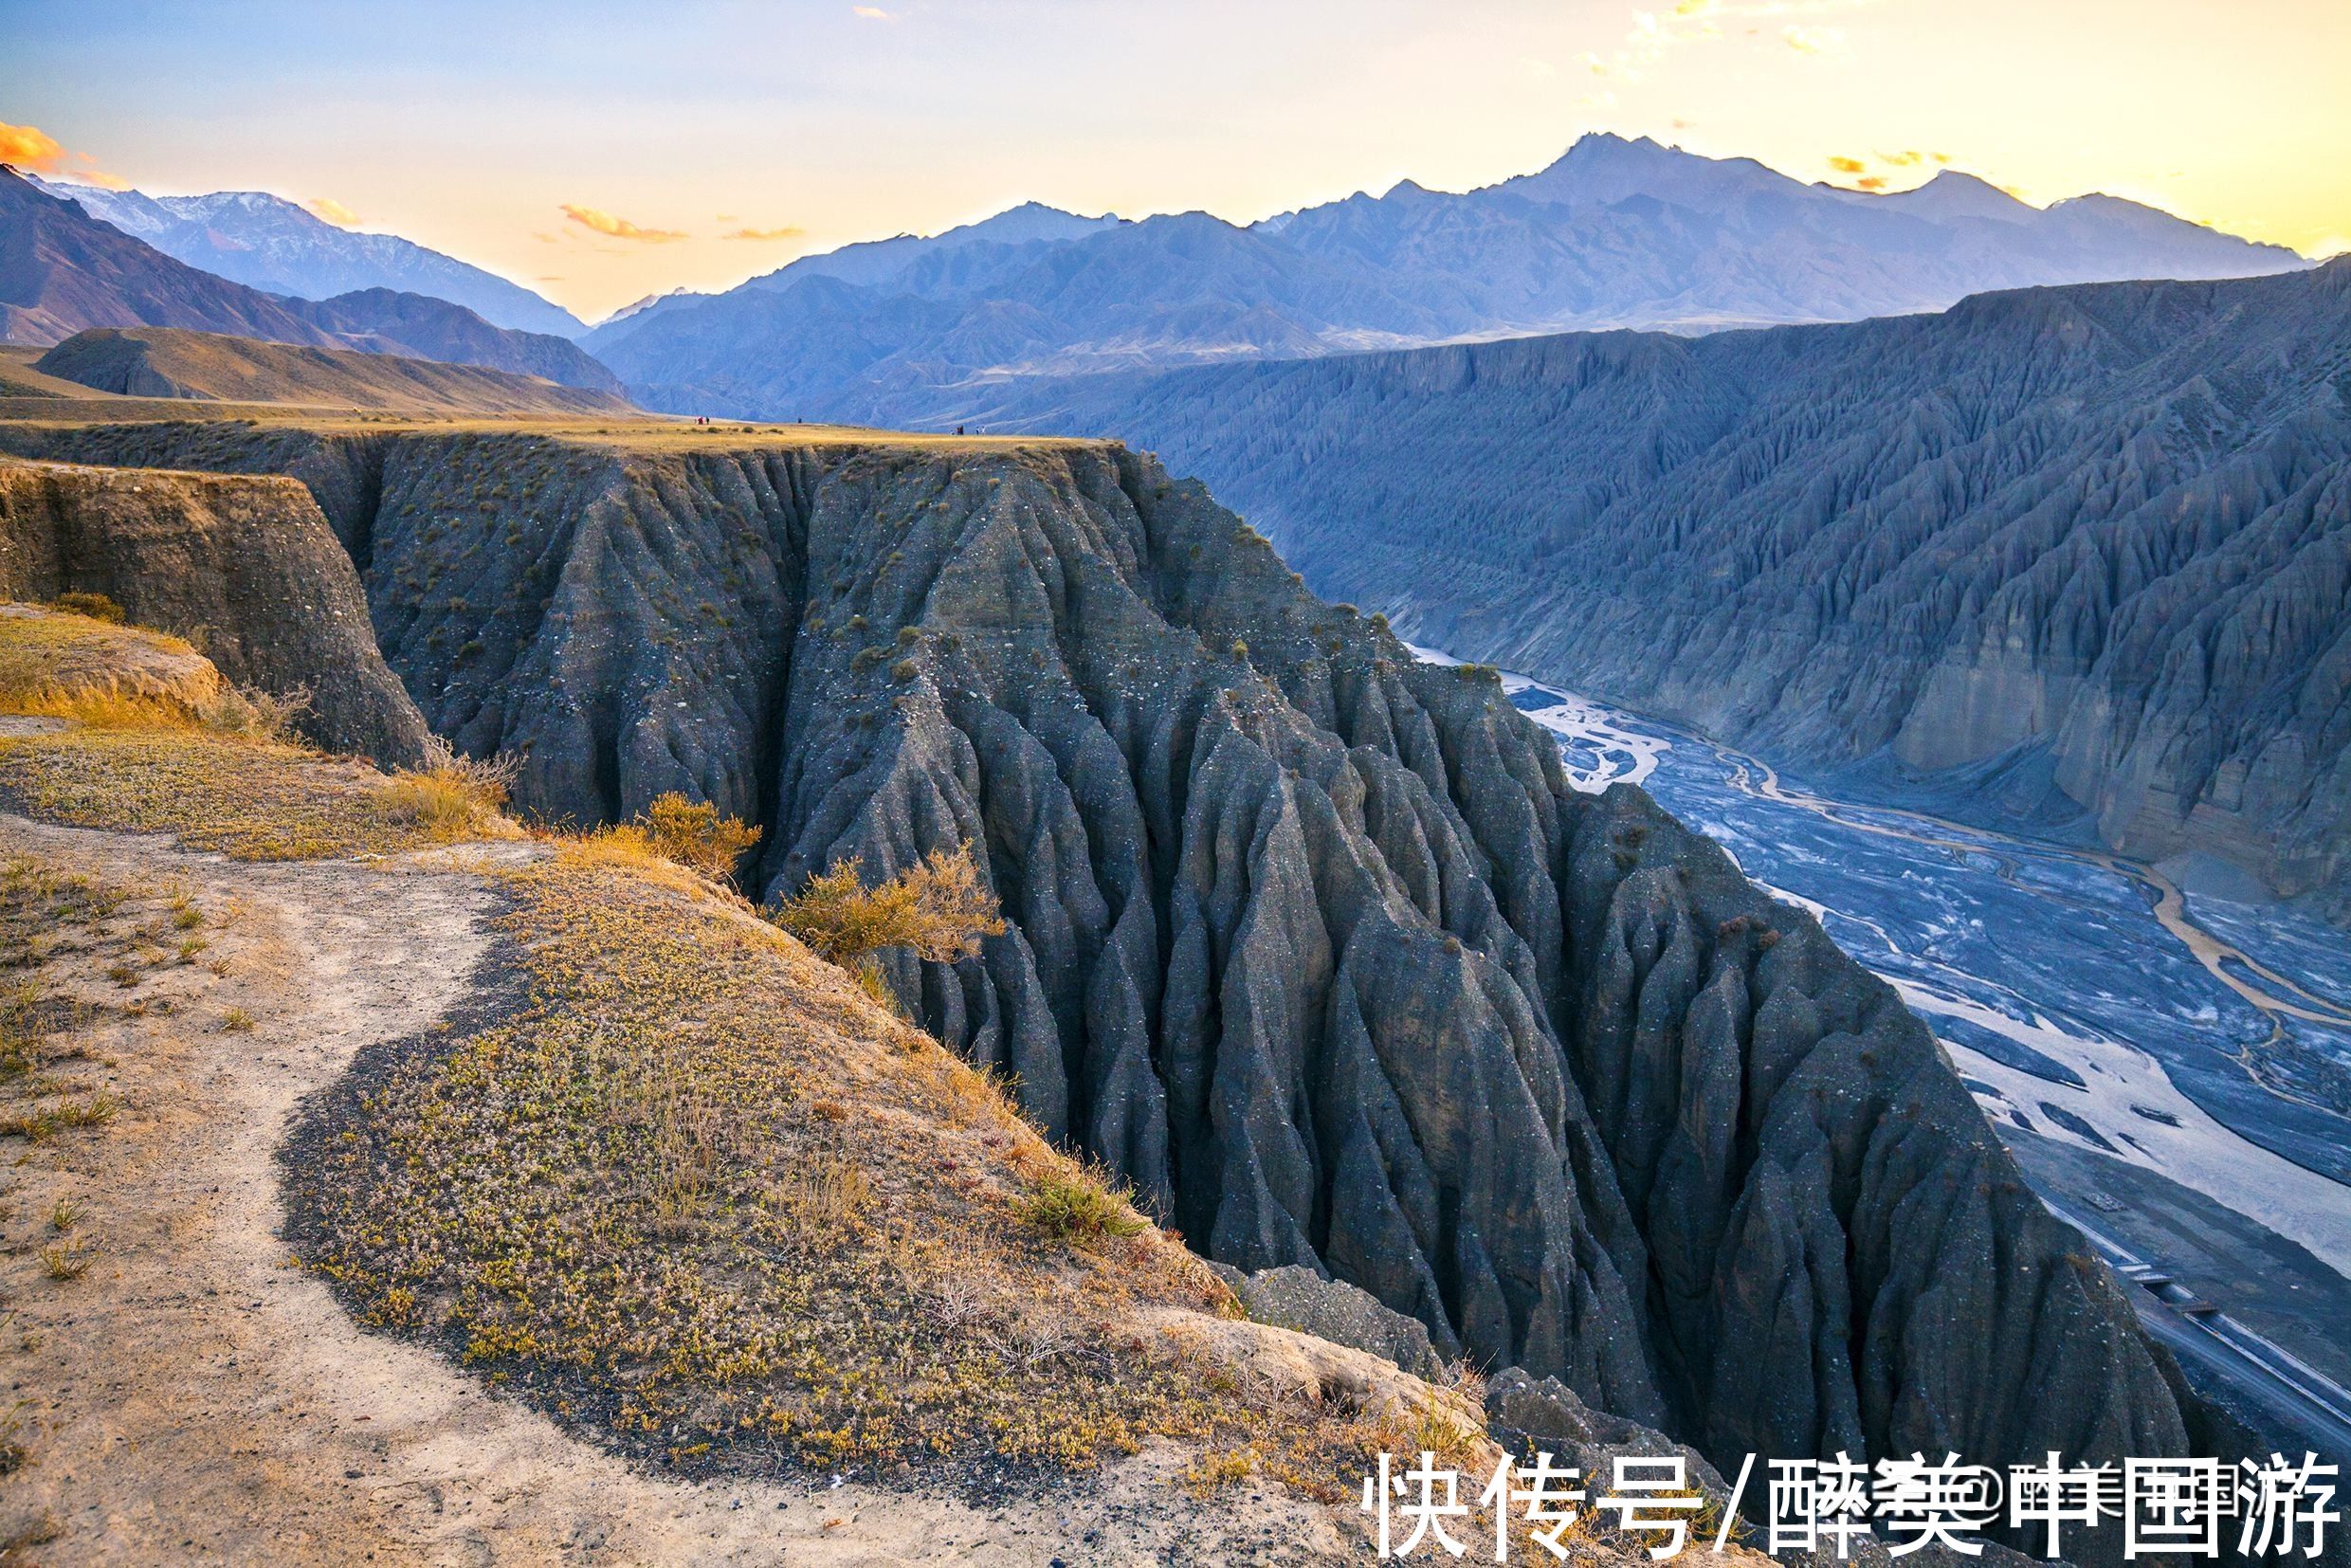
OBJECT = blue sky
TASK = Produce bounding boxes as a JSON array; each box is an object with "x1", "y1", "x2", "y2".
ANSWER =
[{"x1": 7, "y1": 0, "x2": 2344, "y2": 317}]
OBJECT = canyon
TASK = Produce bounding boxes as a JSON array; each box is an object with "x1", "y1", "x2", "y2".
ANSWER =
[
  {"x1": 0, "y1": 419, "x2": 2229, "y2": 1558},
  {"x1": 976, "y1": 260, "x2": 2351, "y2": 927}
]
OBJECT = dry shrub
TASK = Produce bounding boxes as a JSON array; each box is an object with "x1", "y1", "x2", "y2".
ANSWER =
[
  {"x1": 606, "y1": 1048, "x2": 726, "y2": 1236},
  {"x1": 379, "y1": 737, "x2": 519, "y2": 841},
  {"x1": 643, "y1": 793, "x2": 762, "y2": 876},
  {"x1": 768, "y1": 1150, "x2": 874, "y2": 1231},
  {"x1": 767, "y1": 843, "x2": 1005, "y2": 968},
  {"x1": 578, "y1": 793, "x2": 761, "y2": 884},
  {"x1": 48, "y1": 592, "x2": 124, "y2": 625},
  {"x1": 193, "y1": 681, "x2": 311, "y2": 744}
]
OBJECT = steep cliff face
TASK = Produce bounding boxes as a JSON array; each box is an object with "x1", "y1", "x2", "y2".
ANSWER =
[
  {"x1": 0, "y1": 454, "x2": 430, "y2": 765},
  {"x1": 0, "y1": 417, "x2": 2194, "y2": 1541},
  {"x1": 975, "y1": 260, "x2": 2351, "y2": 920}
]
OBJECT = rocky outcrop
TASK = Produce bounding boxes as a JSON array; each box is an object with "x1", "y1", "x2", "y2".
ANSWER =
[
  {"x1": 1222, "y1": 1265, "x2": 1444, "y2": 1380},
  {"x1": 0, "y1": 456, "x2": 431, "y2": 765},
  {"x1": 981, "y1": 259, "x2": 2351, "y2": 921},
  {"x1": 0, "y1": 417, "x2": 2196, "y2": 1552}
]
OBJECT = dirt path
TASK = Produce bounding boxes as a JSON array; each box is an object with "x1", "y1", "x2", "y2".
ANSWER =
[{"x1": 0, "y1": 817, "x2": 1354, "y2": 1566}]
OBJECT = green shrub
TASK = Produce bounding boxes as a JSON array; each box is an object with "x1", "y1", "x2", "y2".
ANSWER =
[{"x1": 1013, "y1": 1165, "x2": 1147, "y2": 1243}]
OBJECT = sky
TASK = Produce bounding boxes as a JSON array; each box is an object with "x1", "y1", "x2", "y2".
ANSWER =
[{"x1": 4, "y1": 0, "x2": 2346, "y2": 320}]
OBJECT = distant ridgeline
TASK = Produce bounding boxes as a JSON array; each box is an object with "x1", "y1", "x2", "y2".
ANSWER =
[
  {"x1": 574, "y1": 134, "x2": 2305, "y2": 426},
  {"x1": 977, "y1": 260, "x2": 2351, "y2": 921},
  {"x1": 0, "y1": 420, "x2": 2217, "y2": 1558}
]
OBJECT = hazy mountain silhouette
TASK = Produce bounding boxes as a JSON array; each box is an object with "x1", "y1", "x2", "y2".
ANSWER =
[
  {"x1": 30, "y1": 175, "x2": 585, "y2": 338},
  {"x1": 584, "y1": 134, "x2": 2305, "y2": 422},
  {"x1": 0, "y1": 169, "x2": 618, "y2": 392}
]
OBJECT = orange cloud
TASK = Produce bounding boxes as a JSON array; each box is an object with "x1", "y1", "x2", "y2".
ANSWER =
[
  {"x1": 0, "y1": 121, "x2": 66, "y2": 172},
  {"x1": 560, "y1": 204, "x2": 688, "y2": 243},
  {"x1": 723, "y1": 226, "x2": 807, "y2": 242},
  {"x1": 0, "y1": 122, "x2": 132, "y2": 189},
  {"x1": 1880, "y1": 150, "x2": 1923, "y2": 167},
  {"x1": 307, "y1": 197, "x2": 362, "y2": 227},
  {"x1": 853, "y1": 5, "x2": 895, "y2": 18},
  {"x1": 1857, "y1": 175, "x2": 1888, "y2": 191},
  {"x1": 1826, "y1": 155, "x2": 1867, "y2": 174}
]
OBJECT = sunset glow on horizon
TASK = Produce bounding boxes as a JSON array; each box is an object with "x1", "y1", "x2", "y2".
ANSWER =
[{"x1": 6, "y1": 0, "x2": 2344, "y2": 319}]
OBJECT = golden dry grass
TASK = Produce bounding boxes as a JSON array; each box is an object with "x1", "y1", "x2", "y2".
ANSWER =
[
  {"x1": 0, "y1": 403, "x2": 1114, "y2": 461},
  {"x1": 0, "y1": 598, "x2": 1489, "y2": 1518},
  {"x1": 0, "y1": 604, "x2": 519, "y2": 859},
  {"x1": 0, "y1": 605, "x2": 219, "y2": 722},
  {"x1": 286, "y1": 847, "x2": 1449, "y2": 1494}
]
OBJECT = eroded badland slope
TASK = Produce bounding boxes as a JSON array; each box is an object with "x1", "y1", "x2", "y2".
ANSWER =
[
  {"x1": 0, "y1": 604, "x2": 1539, "y2": 1563},
  {"x1": 0, "y1": 415, "x2": 2223, "y2": 1564}
]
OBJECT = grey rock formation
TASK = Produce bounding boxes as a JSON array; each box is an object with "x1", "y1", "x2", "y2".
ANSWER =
[
  {"x1": 1229, "y1": 1266, "x2": 1443, "y2": 1380},
  {"x1": 0, "y1": 455, "x2": 433, "y2": 766},
  {"x1": 0, "y1": 419, "x2": 2197, "y2": 1555},
  {"x1": 981, "y1": 259, "x2": 2351, "y2": 921}
]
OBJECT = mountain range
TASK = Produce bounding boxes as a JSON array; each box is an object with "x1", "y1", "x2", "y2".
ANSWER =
[
  {"x1": 971, "y1": 259, "x2": 2351, "y2": 924},
  {"x1": 28, "y1": 174, "x2": 585, "y2": 338},
  {"x1": 581, "y1": 133, "x2": 2308, "y2": 424},
  {"x1": 0, "y1": 169, "x2": 621, "y2": 394},
  {"x1": 30, "y1": 325, "x2": 635, "y2": 415}
]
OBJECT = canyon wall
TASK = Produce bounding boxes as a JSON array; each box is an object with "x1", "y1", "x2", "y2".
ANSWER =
[
  {"x1": 0, "y1": 454, "x2": 430, "y2": 765},
  {"x1": 973, "y1": 260, "x2": 2351, "y2": 920},
  {"x1": 0, "y1": 419, "x2": 2201, "y2": 1541}
]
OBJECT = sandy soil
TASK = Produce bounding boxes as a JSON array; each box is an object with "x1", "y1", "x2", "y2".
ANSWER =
[{"x1": 0, "y1": 816, "x2": 1358, "y2": 1566}]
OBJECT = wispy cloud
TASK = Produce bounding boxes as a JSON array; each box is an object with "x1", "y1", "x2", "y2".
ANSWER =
[
  {"x1": 1824, "y1": 149, "x2": 1957, "y2": 190},
  {"x1": 0, "y1": 120, "x2": 130, "y2": 189},
  {"x1": 560, "y1": 203, "x2": 689, "y2": 243},
  {"x1": 306, "y1": 196, "x2": 361, "y2": 227},
  {"x1": 1582, "y1": 0, "x2": 1872, "y2": 83},
  {"x1": 852, "y1": 5, "x2": 895, "y2": 18},
  {"x1": 722, "y1": 225, "x2": 806, "y2": 242}
]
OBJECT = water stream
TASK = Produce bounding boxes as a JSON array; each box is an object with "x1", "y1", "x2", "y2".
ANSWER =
[{"x1": 1412, "y1": 649, "x2": 2351, "y2": 1304}]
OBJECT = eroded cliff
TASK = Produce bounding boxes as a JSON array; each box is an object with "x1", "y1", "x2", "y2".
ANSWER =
[
  {"x1": 0, "y1": 417, "x2": 2198, "y2": 1548},
  {"x1": 974, "y1": 259, "x2": 2351, "y2": 921},
  {"x1": 0, "y1": 454, "x2": 430, "y2": 765}
]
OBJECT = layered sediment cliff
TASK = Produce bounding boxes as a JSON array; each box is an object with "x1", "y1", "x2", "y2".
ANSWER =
[
  {"x1": 0, "y1": 454, "x2": 430, "y2": 765},
  {"x1": 974, "y1": 259, "x2": 2351, "y2": 921},
  {"x1": 0, "y1": 418, "x2": 2197, "y2": 1543}
]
